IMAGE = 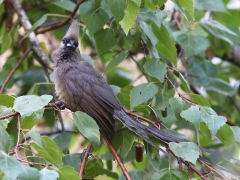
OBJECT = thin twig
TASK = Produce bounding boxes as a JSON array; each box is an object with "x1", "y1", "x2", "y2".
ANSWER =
[
  {"x1": 0, "y1": 112, "x2": 19, "y2": 120},
  {"x1": 0, "y1": 47, "x2": 32, "y2": 94},
  {"x1": 14, "y1": 114, "x2": 22, "y2": 159},
  {"x1": 78, "y1": 143, "x2": 93, "y2": 179},
  {"x1": 126, "y1": 110, "x2": 159, "y2": 128},
  {"x1": 199, "y1": 159, "x2": 229, "y2": 180},
  {"x1": 36, "y1": 0, "x2": 85, "y2": 34},
  {"x1": 104, "y1": 137, "x2": 131, "y2": 180}
]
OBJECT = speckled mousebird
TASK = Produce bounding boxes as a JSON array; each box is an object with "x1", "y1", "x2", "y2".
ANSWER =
[{"x1": 52, "y1": 20, "x2": 183, "y2": 150}]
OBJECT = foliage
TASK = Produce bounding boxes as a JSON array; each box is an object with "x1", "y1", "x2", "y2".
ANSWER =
[{"x1": 0, "y1": 0, "x2": 240, "y2": 179}]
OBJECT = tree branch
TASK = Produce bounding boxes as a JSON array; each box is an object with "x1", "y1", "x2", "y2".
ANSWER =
[
  {"x1": 35, "y1": 0, "x2": 85, "y2": 34},
  {"x1": 0, "y1": 47, "x2": 32, "y2": 94},
  {"x1": 11, "y1": 0, "x2": 54, "y2": 71}
]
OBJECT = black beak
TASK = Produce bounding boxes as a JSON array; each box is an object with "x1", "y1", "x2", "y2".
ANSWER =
[{"x1": 66, "y1": 39, "x2": 77, "y2": 49}]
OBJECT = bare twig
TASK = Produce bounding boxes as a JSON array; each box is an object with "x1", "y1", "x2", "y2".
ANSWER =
[
  {"x1": 14, "y1": 114, "x2": 22, "y2": 159},
  {"x1": 104, "y1": 137, "x2": 131, "y2": 180},
  {"x1": 0, "y1": 112, "x2": 19, "y2": 120},
  {"x1": 36, "y1": 0, "x2": 85, "y2": 34},
  {"x1": 79, "y1": 143, "x2": 93, "y2": 178},
  {"x1": 0, "y1": 47, "x2": 32, "y2": 94},
  {"x1": 126, "y1": 110, "x2": 159, "y2": 129},
  {"x1": 11, "y1": 0, "x2": 54, "y2": 70}
]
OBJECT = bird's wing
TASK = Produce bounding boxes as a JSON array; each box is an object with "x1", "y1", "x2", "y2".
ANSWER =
[{"x1": 63, "y1": 61, "x2": 122, "y2": 137}]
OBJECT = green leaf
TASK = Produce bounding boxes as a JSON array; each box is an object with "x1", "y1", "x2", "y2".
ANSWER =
[
  {"x1": 30, "y1": 131, "x2": 43, "y2": 147},
  {"x1": 151, "y1": 168, "x2": 188, "y2": 180},
  {"x1": 216, "y1": 124, "x2": 235, "y2": 147},
  {"x1": 17, "y1": 165, "x2": 39, "y2": 180},
  {"x1": 117, "y1": 85, "x2": 134, "y2": 109},
  {"x1": 0, "y1": 105, "x2": 13, "y2": 124},
  {"x1": 73, "y1": 111, "x2": 100, "y2": 149},
  {"x1": 23, "y1": 15, "x2": 47, "y2": 40},
  {"x1": 179, "y1": 72, "x2": 190, "y2": 93},
  {"x1": 58, "y1": 166, "x2": 80, "y2": 180},
  {"x1": 62, "y1": 154, "x2": 82, "y2": 172},
  {"x1": 30, "y1": 136, "x2": 64, "y2": 167},
  {"x1": 139, "y1": 8, "x2": 159, "y2": 26},
  {"x1": 53, "y1": 133, "x2": 72, "y2": 153},
  {"x1": 112, "y1": 128, "x2": 135, "y2": 160},
  {"x1": 153, "y1": 89, "x2": 175, "y2": 111},
  {"x1": 201, "y1": 114, "x2": 227, "y2": 136},
  {"x1": 169, "y1": 142, "x2": 200, "y2": 164},
  {"x1": 0, "y1": 125, "x2": 11, "y2": 152},
  {"x1": 119, "y1": 171, "x2": 145, "y2": 180},
  {"x1": 153, "y1": 23, "x2": 177, "y2": 66},
  {"x1": 80, "y1": 1, "x2": 108, "y2": 36},
  {"x1": 0, "y1": 151, "x2": 22, "y2": 180},
  {"x1": 200, "y1": 106, "x2": 217, "y2": 115},
  {"x1": 13, "y1": 95, "x2": 53, "y2": 116},
  {"x1": 106, "y1": 50, "x2": 129, "y2": 73},
  {"x1": 201, "y1": 19, "x2": 237, "y2": 44},
  {"x1": 169, "y1": 98, "x2": 190, "y2": 119},
  {"x1": 193, "y1": 0, "x2": 226, "y2": 12},
  {"x1": 21, "y1": 110, "x2": 43, "y2": 130},
  {"x1": 191, "y1": 94, "x2": 210, "y2": 107},
  {"x1": 106, "y1": 0, "x2": 127, "y2": 22},
  {"x1": 1, "y1": 31, "x2": 12, "y2": 54},
  {"x1": 94, "y1": 29, "x2": 118, "y2": 54},
  {"x1": 173, "y1": 32, "x2": 210, "y2": 57},
  {"x1": 130, "y1": 82, "x2": 158, "y2": 109},
  {"x1": 230, "y1": 126, "x2": 240, "y2": 143},
  {"x1": 171, "y1": 0, "x2": 194, "y2": 20},
  {"x1": 143, "y1": 59, "x2": 167, "y2": 82},
  {"x1": 119, "y1": 0, "x2": 141, "y2": 34},
  {"x1": 84, "y1": 159, "x2": 103, "y2": 179},
  {"x1": 0, "y1": 94, "x2": 15, "y2": 107},
  {"x1": 204, "y1": 78, "x2": 236, "y2": 96},
  {"x1": 39, "y1": 168, "x2": 59, "y2": 180},
  {"x1": 180, "y1": 106, "x2": 201, "y2": 127},
  {"x1": 52, "y1": 0, "x2": 76, "y2": 11}
]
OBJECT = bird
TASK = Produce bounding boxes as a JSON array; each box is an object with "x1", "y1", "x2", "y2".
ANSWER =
[{"x1": 52, "y1": 20, "x2": 184, "y2": 152}]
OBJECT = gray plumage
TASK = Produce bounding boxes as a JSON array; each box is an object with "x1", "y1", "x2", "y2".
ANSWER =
[{"x1": 52, "y1": 20, "x2": 183, "y2": 149}]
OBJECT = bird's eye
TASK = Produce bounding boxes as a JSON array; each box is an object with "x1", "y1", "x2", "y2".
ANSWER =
[
  {"x1": 74, "y1": 41, "x2": 79, "y2": 48},
  {"x1": 62, "y1": 38, "x2": 68, "y2": 44}
]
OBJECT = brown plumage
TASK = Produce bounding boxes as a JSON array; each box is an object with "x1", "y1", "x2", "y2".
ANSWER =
[{"x1": 52, "y1": 20, "x2": 183, "y2": 150}]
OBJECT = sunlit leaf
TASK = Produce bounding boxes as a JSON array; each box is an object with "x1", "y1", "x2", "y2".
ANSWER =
[
  {"x1": 193, "y1": 0, "x2": 226, "y2": 12},
  {"x1": 13, "y1": 95, "x2": 53, "y2": 116},
  {"x1": 130, "y1": 83, "x2": 158, "y2": 109},
  {"x1": 169, "y1": 142, "x2": 200, "y2": 164},
  {"x1": 119, "y1": 0, "x2": 141, "y2": 34},
  {"x1": 180, "y1": 106, "x2": 201, "y2": 127},
  {"x1": 0, "y1": 152, "x2": 22, "y2": 180},
  {"x1": 143, "y1": 58, "x2": 167, "y2": 82},
  {"x1": 39, "y1": 168, "x2": 59, "y2": 180}
]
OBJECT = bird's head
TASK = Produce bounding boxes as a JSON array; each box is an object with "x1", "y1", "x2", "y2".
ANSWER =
[{"x1": 52, "y1": 19, "x2": 81, "y2": 64}]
